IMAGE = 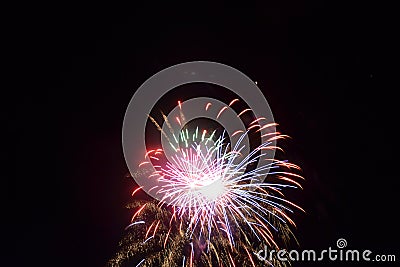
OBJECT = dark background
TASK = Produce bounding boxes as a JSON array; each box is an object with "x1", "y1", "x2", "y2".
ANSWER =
[{"x1": 12, "y1": 2, "x2": 397, "y2": 266}]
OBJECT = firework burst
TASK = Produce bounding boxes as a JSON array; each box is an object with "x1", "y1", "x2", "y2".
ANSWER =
[{"x1": 109, "y1": 99, "x2": 304, "y2": 267}]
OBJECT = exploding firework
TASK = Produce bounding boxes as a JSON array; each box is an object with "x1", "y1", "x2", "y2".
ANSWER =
[{"x1": 109, "y1": 99, "x2": 304, "y2": 267}]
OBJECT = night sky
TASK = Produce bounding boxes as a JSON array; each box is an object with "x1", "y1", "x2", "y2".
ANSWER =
[{"x1": 12, "y1": 2, "x2": 397, "y2": 267}]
